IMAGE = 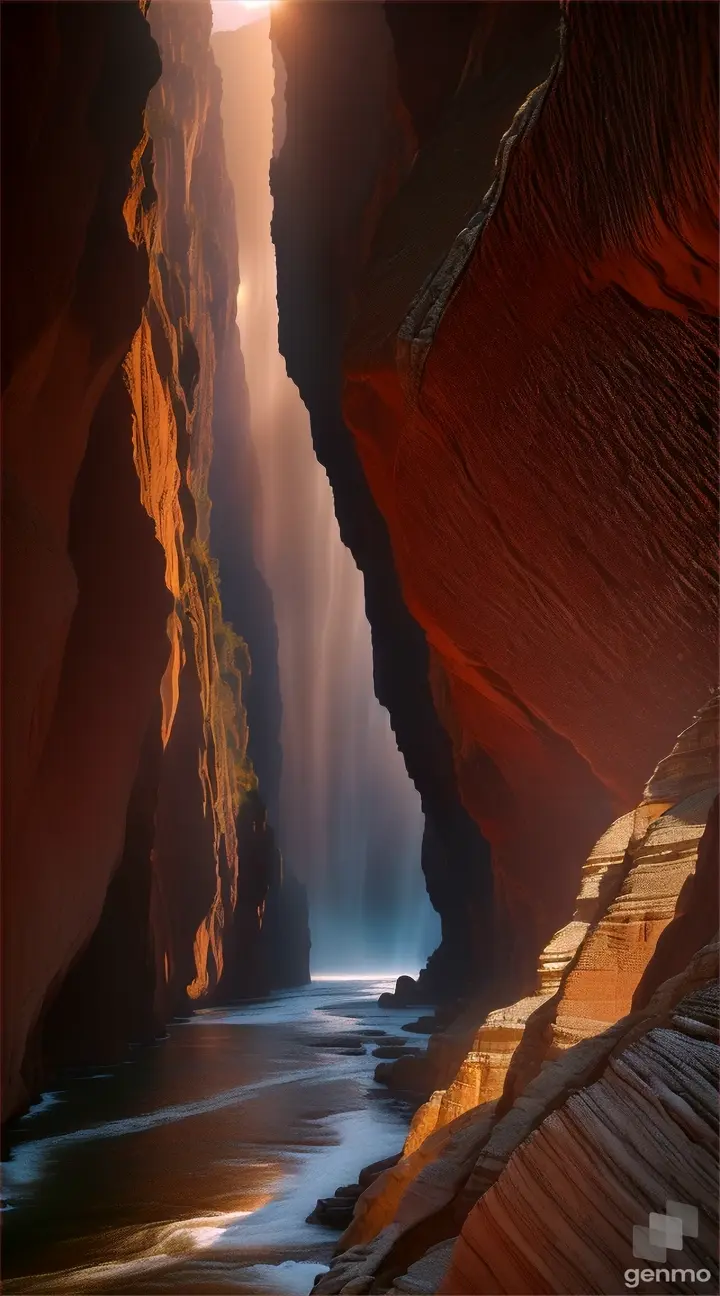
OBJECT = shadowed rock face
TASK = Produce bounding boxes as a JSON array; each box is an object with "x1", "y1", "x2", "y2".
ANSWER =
[
  {"x1": 270, "y1": 0, "x2": 533, "y2": 1000},
  {"x1": 305, "y1": 3, "x2": 717, "y2": 1290},
  {"x1": 2, "y1": 0, "x2": 308, "y2": 1122},
  {"x1": 1, "y1": 0, "x2": 165, "y2": 1120},
  {"x1": 340, "y1": 0, "x2": 718, "y2": 985}
]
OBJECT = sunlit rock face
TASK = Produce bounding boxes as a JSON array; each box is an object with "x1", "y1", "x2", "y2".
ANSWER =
[
  {"x1": 313, "y1": 711, "x2": 719, "y2": 1296},
  {"x1": 268, "y1": 0, "x2": 495, "y2": 997},
  {"x1": 212, "y1": 16, "x2": 439, "y2": 978},
  {"x1": 307, "y1": 1, "x2": 718, "y2": 1288},
  {"x1": 339, "y1": 0, "x2": 718, "y2": 990},
  {"x1": 1, "y1": 0, "x2": 308, "y2": 1119},
  {"x1": 394, "y1": 695, "x2": 719, "y2": 1160}
]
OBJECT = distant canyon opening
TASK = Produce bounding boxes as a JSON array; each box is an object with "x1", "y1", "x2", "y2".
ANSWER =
[{"x1": 212, "y1": 6, "x2": 439, "y2": 978}]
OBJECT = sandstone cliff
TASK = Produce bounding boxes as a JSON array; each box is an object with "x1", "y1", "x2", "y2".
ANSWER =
[
  {"x1": 2, "y1": 0, "x2": 308, "y2": 1123},
  {"x1": 299, "y1": 2, "x2": 717, "y2": 1289},
  {"x1": 312, "y1": 703, "x2": 718, "y2": 1294},
  {"x1": 338, "y1": 0, "x2": 718, "y2": 996}
]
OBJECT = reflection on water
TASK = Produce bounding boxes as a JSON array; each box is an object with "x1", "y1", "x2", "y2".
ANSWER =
[{"x1": 2, "y1": 980, "x2": 423, "y2": 1294}]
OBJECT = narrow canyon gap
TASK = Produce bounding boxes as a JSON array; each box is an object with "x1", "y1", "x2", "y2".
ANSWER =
[
  {"x1": 0, "y1": 2, "x2": 717, "y2": 1295},
  {"x1": 211, "y1": 8, "x2": 439, "y2": 977}
]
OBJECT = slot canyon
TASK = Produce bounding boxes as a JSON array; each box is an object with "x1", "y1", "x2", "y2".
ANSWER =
[{"x1": 0, "y1": 0, "x2": 717, "y2": 1293}]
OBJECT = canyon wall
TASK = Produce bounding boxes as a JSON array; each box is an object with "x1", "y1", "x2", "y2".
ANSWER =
[
  {"x1": 272, "y1": 0, "x2": 717, "y2": 1002},
  {"x1": 292, "y1": 2, "x2": 718, "y2": 1290},
  {"x1": 270, "y1": 0, "x2": 503, "y2": 1001},
  {"x1": 342, "y1": 0, "x2": 718, "y2": 990},
  {"x1": 1, "y1": 0, "x2": 307, "y2": 1123},
  {"x1": 313, "y1": 702, "x2": 719, "y2": 1296}
]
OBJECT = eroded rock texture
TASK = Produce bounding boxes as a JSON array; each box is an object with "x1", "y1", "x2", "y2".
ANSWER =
[
  {"x1": 312, "y1": 708, "x2": 718, "y2": 1294},
  {"x1": 444, "y1": 975, "x2": 719, "y2": 1296},
  {"x1": 2, "y1": 0, "x2": 307, "y2": 1122},
  {"x1": 339, "y1": 0, "x2": 718, "y2": 991},
  {"x1": 301, "y1": 3, "x2": 719, "y2": 1257}
]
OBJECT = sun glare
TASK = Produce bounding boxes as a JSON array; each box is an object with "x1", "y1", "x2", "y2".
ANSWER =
[{"x1": 311, "y1": 973, "x2": 417, "y2": 982}]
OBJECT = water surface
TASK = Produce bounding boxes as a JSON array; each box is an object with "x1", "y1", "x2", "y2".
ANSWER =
[{"x1": 2, "y1": 979, "x2": 424, "y2": 1294}]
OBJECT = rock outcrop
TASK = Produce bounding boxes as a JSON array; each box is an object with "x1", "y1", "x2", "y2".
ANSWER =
[
  {"x1": 2, "y1": 0, "x2": 308, "y2": 1123},
  {"x1": 444, "y1": 971, "x2": 719, "y2": 1296},
  {"x1": 337, "y1": 0, "x2": 718, "y2": 992},
  {"x1": 312, "y1": 700, "x2": 718, "y2": 1295},
  {"x1": 272, "y1": 0, "x2": 717, "y2": 1010}
]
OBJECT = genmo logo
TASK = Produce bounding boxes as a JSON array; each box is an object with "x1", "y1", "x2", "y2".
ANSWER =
[
  {"x1": 624, "y1": 1266, "x2": 713, "y2": 1290},
  {"x1": 624, "y1": 1201, "x2": 714, "y2": 1289}
]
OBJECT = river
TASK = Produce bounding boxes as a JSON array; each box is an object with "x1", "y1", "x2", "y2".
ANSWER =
[{"x1": 2, "y1": 979, "x2": 424, "y2": 1294}]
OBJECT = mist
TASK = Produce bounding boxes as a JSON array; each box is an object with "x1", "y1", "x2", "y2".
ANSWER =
[{"x1": 212, "y1": 14, "x2": 440, "y2": 975}]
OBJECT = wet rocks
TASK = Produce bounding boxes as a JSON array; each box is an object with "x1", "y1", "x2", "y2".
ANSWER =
[
  {"x1": 358, "y1": 1153, "x2": 402, "y2": 1188},
  {"x1": 401, "y1": 1016, "x2": 438, "y2": 1034},
  {"x1": 307, "y1": 1195, "x2": 357, "y2": 1230},
  {"x1": 307, "y1": 1034, "x2": 368, "y2": 1050},
  {"x1": 374, "y1": 1054, "x2": 435, "y2": 1092},
  {"x1": 307, "y1": 1156, "x2": 402, "y2": 1232},
  {"x1": 379, "y1": 974, "x2": 432, "y2": 1008},
  {"x1": 372, "y1": 1045, "x2": 423, "y2": 1059}
]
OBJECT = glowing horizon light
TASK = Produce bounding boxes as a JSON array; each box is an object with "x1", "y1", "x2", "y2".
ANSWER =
[
  {"x1": 311, "y1": 975, "x2": 416, "y2": 983},
  {"x1": 210, "y1": 0, "x2": 278, "y2": 33}
]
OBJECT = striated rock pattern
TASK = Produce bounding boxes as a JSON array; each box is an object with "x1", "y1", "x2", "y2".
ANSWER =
[
  {"x1": 392, "y1": 806, "x2": 636, "y2": 1129},
  {"x1": 314, "y1": 697, "x2": 719, "y2": 1294},
  {"x1": 2, "y1": 0, "x2": 307, "y2": 1121},
  {"x1": 549, "y1": 694, "x2": 718, "y2": 1056},
  {"x1": 341, "y1": 0, "x2": 718, "y2": 987},
  {"x1": 314, "y1": 936, "x2": 719, "y2": 1295},
  {"x1": 443, "y1": 976, "x2": 719, "y2": 1295},
  {"x1": 550, "y1": 787, "x2": 716, "y2": 1051},
  {"x1": 393, "y1": 695, "x2": 718, "y2": 1153}
]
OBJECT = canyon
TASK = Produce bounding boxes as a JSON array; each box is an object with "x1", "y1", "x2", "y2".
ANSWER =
[{"x1": 1, "y1": 1, "x2": 718, "y2": 1295}]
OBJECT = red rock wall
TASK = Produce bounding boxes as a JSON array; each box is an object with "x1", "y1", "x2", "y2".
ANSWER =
[
  {"x1": 313, "y1": 702, "x2": 719, "y2": 1295},
  {"x1": 342, "y1": 0, "x2": 718, "y2": 984},
  {"x1": 2, "y1": 0, "x2": 308, "y2": 1122},
  {"x1": 1, "y1": 0, "x2": 164, "y2": 1119},
  {"x1": 269, "y1": 0, "x2": 563, "y2": 1002}
]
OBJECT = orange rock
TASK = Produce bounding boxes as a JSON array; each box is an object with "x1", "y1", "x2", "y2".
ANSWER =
[{"x1": 442, "y1": 961, "x2": 719, "y2": 1295}]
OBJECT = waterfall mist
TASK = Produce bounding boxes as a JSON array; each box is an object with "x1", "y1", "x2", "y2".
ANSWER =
[{"x1": 212, "y1": 13, "x2": 440, "y2": 975}]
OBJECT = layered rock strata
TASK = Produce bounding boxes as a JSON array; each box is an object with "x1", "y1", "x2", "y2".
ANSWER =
[
  {"x1": 314, "y1": 939, "x2": 719, "y2": 1295},
  {"x1": 313, "y1": 698, "x2": 718, "y2": 1294},
  {"x1": 443, "y1": 973, "x2": 719, "y2": 1295},
  {"x1": 381, "y1": 694, "x2": 717, "y2": 1107},
  {"x1": 338, "y1": 0, "x2": 718, "y2": 989}
]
